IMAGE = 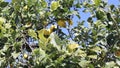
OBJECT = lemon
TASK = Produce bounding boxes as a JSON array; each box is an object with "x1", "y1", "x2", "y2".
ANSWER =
[
  {"x1": 67, "y1": 19, "x2": 73, "y2": 25},
  {"x1": 57, "y1": 19, "x2": 66, "y2": 28},
  {"x1": 23, "y1": 53, "x2": 28, "y2": 59},
  {"x1": 50, "y1": 25, "x2": 57, "y2": 31},
  {"x1": 23, "y1": 5, "x2": 28, "y2": 10}
]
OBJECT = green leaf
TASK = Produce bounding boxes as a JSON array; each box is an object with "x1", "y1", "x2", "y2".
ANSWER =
[
  {"x1": 51, "y1": 1, "x2": 60, "y2": 11},
  {"x1": 96, "y1": 9, "x2": 106, "y2": 20},
  {"x1": 4, "y1": 23, "x2": 11, "y2": 29},
  {"x1": 88, "y1": 55, "x2": 97, "y2": 59},
  {"x1": 0, "y1": 17, "x2": 5, "y2": 25},
  {"x1": 12, "y1": 52, "x2": 20, "y2": 59},
  {"x1": 0, "y1": 2, "x2": 9, "y2": 7},
  {"x1": 79, "y1": 60, "x2": 91, "y2": 68},
  {"x1": 28, "y1": 29, "x2": 37, "y2": 39},
  {"x1": 92, "y1": 0, "x2": 101, "y2": 6},
  {"x1": 90, "y1": 46, "x2": 102, "y2": 53},
  {"x1": 41, "y1": 0, "x2": 47, "y2": 8},
  {"x1": 105, "y1": 61, "x2": 116, "y2": 68},
  {"x1": 76, "y1": 49, "x2": 87, "y2": 57}
]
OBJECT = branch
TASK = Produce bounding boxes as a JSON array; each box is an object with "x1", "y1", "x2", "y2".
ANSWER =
[
  {"x1": 109, "y1": 12, "x2": 120, "y2": 38},
  {"x1": 67, "y1": 27, "x2": 74, "y2": 40}
]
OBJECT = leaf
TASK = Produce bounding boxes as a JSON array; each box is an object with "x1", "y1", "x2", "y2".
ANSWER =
[
  {"x1": 92, "y1": 0, "x2": 101, "y2": 6},
  {"x1": 28, "y1": 29, "x2": 37, "y2": 39},
  {"x1": 76, "y1": 49, "x2": 87, "y2": 57},
  {"x1": 41, "y1": 0, "x2": 47, "y2": 8},
  {"x1": 51, "y1": 1, "x2": 60, "y2": 11},
  {"x1": 0, "y1": 17, "x2": 5, "y2": 25},
  {"x1": 37, "y1": 29, "x2": 47, "y2": 44},
  {"x1": 12, "y1": 52, "x2": 20, "y2": 59},
  {"x1": 88, "y1": 55, "x2": 97, "y2": 59},
  {"x1": 96, "y1": 9, "x2": 106, "y2": 20},
  {"x1": 116, "y1": 60, "x2": 120, "y2": 66},
  {"x1": 67, "y1": 43, "x2": 79, "y2": 52},
  {"x1": 49, "y1": 33, "x2": 60, "y2": 50},
  {"x1": 67, "y1": 19, "x2": 73, "y2": 25},
  {"x1": 57, "y1": 19, "x2": 66, "y2": 28},
  {"x1": 90, "y1": 46, "x2": 102, "y2": 53},
  {"x1": 0, "y1": 2, "x2": 9, "y2": 7},
  {"x1": 105, "y1": 61, "x2": 116, "y2": 68},
  {"x1": 79, "y1": 60, "x2": 91, "y2": 68},
  {"x1": 4, "y1": 23, "x2": 11, "y2": 29}
]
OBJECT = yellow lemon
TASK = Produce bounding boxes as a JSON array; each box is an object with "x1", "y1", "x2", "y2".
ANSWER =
[
  {"x1": 67, "y1": 19, "x2": 73, "y2": 25},
  {"x1": 23, "y1": 53, "x2": 28, "y2": 59},
  {"x1": 57, "y1": 19, "x2": 66, "y2": 28},
  {"x1": 23, "y1": 5, "x2": 28, "y2": 10},
  {"x1": 50, "y1": 25, "x2": 57, "y2": 32}
]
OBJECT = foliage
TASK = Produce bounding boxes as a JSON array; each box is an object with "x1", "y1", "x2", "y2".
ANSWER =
[{"x1": 0, "y1": 0, "x2": 120, "y2": 68}]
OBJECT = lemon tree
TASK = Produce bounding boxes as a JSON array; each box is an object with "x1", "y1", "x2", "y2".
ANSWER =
[{"x1": 0, "y1": 0, "x2": 120, "y2": 68}]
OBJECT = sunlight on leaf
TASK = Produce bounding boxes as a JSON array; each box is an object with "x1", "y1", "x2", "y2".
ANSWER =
[
  {"x1": 105, "y1": 61, "x2": 116, "y2": 68},
  {"x1": 90, "y1": 46, "x2": 102, "y2": 53},
  {"x1": 12, "y1": 52, "x2": 20, "y2": 59},
  {"x1": 0, "y1": 17, "x2": 5, "y2": 25},
  {"x1": 88, "y1": 55, "x2": 97, "y2": 59},
  {"x1": 92, "y1": 0, "x2": 101, "y2": 6},
  {"x1": 51, "y1": 1, "x2": 60, "y2": 11},
  {"x1": 28, "y1": 29, "x2": 37, "y2": 39},
  {"x1": 79, "y1": 60, "x2": 91, "y2": 68}
]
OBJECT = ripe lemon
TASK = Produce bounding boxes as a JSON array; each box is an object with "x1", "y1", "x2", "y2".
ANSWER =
[
  {"x1": 57, "y1": 19, "x2": 66, "y2": 28},
  {"x1": 23, "y1": 5, "x2": 28, "y2": 10},
  {"x1": 50, "y1": 25, "x2": 57, "y2": 31},
  {"x1": 23, "y1": 53, "x2": 28, "y2": 59}
]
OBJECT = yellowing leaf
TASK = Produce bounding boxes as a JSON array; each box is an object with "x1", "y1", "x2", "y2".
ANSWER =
[
  {"x1": 67, "y1": 19, "x2": 73, "y2": 25},
  {"x1": 37, "y1": 29, "x2": 47, "y2": 43},
  {"x1": 51, "y1": 1, "x2": 60, "y2": 11},
  {"x1": 57, "y1": 19, "x2": 66, "y2": 28},
  {"x1": 44, "y1": 29, "x2": 51, "y2": 35}
]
